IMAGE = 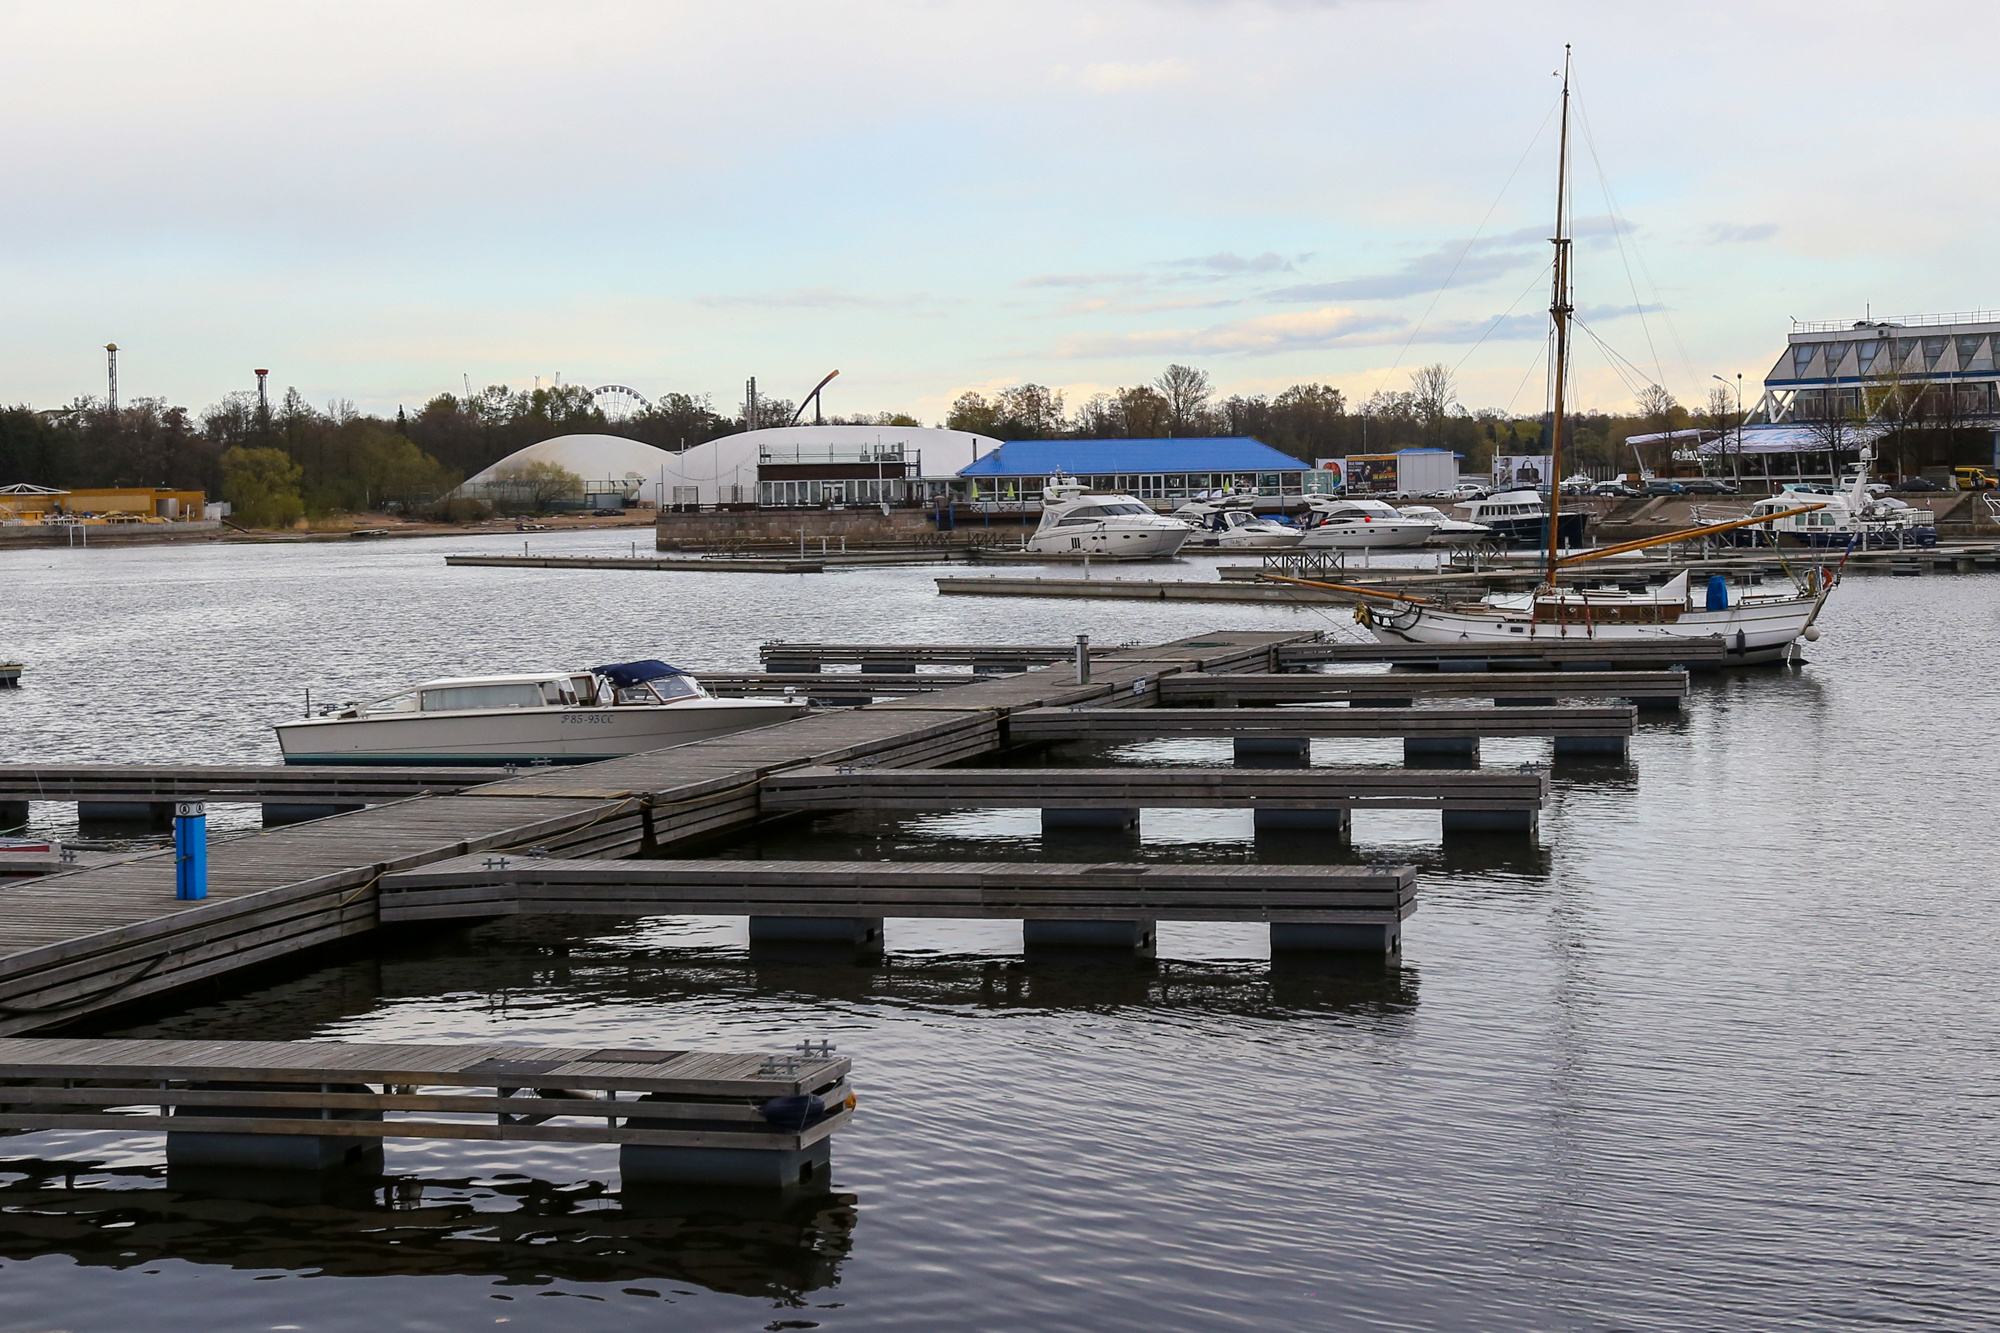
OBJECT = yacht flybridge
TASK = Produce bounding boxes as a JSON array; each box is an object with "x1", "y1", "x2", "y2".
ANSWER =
[
  {"x1": 1025, "y1": 479, "x2": 1192, "y2": 557},
  {"x1": 274, "y1": 660, "x2": 807, "y2": 765},
  {"x1": 1259, "y1": 47, "x2": 1840, "y2": 665}
]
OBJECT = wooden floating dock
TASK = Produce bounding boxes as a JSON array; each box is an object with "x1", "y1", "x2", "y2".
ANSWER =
[
  {"x1": 378, "y1": 856, "x2": 1417, "y2": 955},
  {"x1": 936, "y1": 575, "x2": 1354, "y2": 603},
  {"x1": 761, "y1": 642, "x2": 1077, "y2": 670},
  {"x1": 759, "y1": 764, "x2": 1546, "y2": 837},
  {"x1": 446, "y1": 553, "x2": 829, "y2": 573},
  {"x1": 696, "y1": 671, "x2": 988, "y2": 696},
  {"x1": 0, "y1": 1036, "x2": 853, "y2": 1188},
  {"x1": 1010, "y1": 705, "x2": 1635, "y2": 758},
  {"x1": 0, "y1": 764, "x2": 497, "y2": 826},
  {"x1": 0, "y1": 632, "x2": 1300, "y2": 1031},
  {"x1": 1272, "y1": 638, "x2": 1735, "y2": 670},
  {"x1": 0, "y1": 664, "x2": 20, "y2": 689},
  {"x1": 1158, "y1": 669, "x2": 1688, "y2": 707}
]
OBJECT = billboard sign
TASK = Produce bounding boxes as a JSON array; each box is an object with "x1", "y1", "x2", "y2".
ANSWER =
[
  {"x1": 1343, "y1": 454, "x2": 1401, "y2": 493},
  {"x1": 1492, "y1": 455, "x2": 1554, "y2": 490}
]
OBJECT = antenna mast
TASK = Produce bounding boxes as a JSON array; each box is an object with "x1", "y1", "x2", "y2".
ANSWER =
[
  {"x1": 105, "y1": 344, "x2": 119, "y2": 413},
  {"x1": 1543, "y1": 45, "x2": 1574, "y2": 588}
]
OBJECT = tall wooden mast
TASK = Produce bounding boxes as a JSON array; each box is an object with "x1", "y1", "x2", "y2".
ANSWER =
[{"x1": 1543, "y1": 45, "x2": 1573, "y2": 587}]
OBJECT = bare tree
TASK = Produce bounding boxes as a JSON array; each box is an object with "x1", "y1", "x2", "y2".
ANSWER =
[
  {"x1": 1702, "y1": 384, "x2": 1741, "y2": 487},
  {"x1": 1116, "y1": 385, "x2": 1172, "y2": 438},
  {"x1": 1409, "y1": 364, "x2": 1458, "y2": 446},
  {"x1": 1153, "y1": 364, "x2": 1212, "y2": 436},
  {"x1": 492, "y1": 459, "x2": 582, "y2": 513},
  {"x1": 992, "y1": 384, "x2": 1067, "y2": 438}
]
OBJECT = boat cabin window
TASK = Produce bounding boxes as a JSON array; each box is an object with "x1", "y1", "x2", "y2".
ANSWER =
[
  {"x1": 570, "y1": 675, "x2": 599, "y2": 704},
  {"x1": 419, "y1": 682, "x2": 548, "y2": 712}
]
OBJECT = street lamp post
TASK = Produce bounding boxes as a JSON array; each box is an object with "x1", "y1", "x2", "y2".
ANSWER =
[{"x1": 1713, "y1": 373, "x2": 1745, "y2": 490}]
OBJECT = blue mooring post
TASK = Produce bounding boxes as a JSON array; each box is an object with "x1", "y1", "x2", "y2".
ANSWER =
[{"x1": 174, "y1": 801, "x2": 207, "y2": 900}]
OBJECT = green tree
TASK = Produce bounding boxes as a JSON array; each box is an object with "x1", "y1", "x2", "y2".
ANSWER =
[
  {"x1": 220, "y1": 445, "x2": 305, "y2": 528},
  {"x1": 492, "y1": 458, "x2": 582, "y2": 512},
  {"x1": 946, "y1": 391, "x2": 1001, "y2": 435}
]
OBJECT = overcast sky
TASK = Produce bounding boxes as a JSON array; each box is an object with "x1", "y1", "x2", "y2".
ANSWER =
[{"x1": 5, "y1": 0, "x2": 1994, "y2": 422}]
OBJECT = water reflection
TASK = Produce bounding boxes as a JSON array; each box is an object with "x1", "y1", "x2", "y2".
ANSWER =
[{"x1": 0, "y1": 1158, "x2": 855, "y2": 1298}]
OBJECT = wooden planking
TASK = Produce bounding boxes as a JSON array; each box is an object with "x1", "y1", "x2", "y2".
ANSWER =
[
  {"x1": 761, "y1": 642, "x2": 1074, "y2": 666},
  {"x1": 1009, "y1": 704, "x2": 1636, "y2": 740},
  {"x1": 1275, "y1": 638, "x2": 1733, "y2": 668},
  {"x1": 1160, "y1": 669, "x2": 1689, "y2": 703},
  {"x1": 380, "y1": 856, "x2": 1417, "y2": 926},
  {"x1": 759, "y1": 766, "x2": 1547, "y2": 812},
  {"x1": 0, "y1": 764, "x2": 497, "y2": 803},
  {"x1": 0, "y1": 1036, "x2": 847, "y2": 1096}
]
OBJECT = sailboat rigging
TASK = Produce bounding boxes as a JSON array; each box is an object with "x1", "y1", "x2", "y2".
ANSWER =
[{"x1": 1263, "y1": 47, "x2": 1842, "y2": 665}]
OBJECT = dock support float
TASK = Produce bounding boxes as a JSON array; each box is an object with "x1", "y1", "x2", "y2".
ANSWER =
[
  {"x1": 748, "y1": 916, "x2": 883, "y2": 947},
  {"x1": 1041, "y1": 807, "x2": 1139, "y2": 832},
  {"x1": 77, "y1": 800, "x2": 174, "y2": 825},
  {"x1": 1441, "y1": 808, "x2": 1539, "y2": 836},
  {"x1": 1232, "y1": 736, "x2": 1309, "y2": 761},
  {"x1": 1551, "y1": 734, "x2": 1629, "y2": 758},
  {"x1": 0, "y1": 801, "x2": 24, "y2": 831},
  {"x1": 622, "y1": 1139, "x2": 831, "y2": 1191},
  {"x1": 1403, "y1": 736, "x2": 1480, "y2": 763},
  {"x1": 1271, "y1": 920, "x2": 1400, "y2": 956},
  {"x1": 1023, "y1": 919, "x2": 1157, "y2": 957}
]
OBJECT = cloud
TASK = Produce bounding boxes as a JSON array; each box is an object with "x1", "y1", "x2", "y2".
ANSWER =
[
  {"x1": 1051, "y1": 306, "x2": 1404, "y2": 358},
  {"x1": 1169, "y1": 250, "x2": 1294, "y2": 275},
  {"x1": 1706, "y1": 222, "x2": 1778, "y2": 243},
  {"x1": 1264, "y1": 216, "x2": 1626, "y2": 302},
  {"x1": 1076, "y1": 59, "x2": 1193, "y2": 93},
  {"x1": 695, "y1": 287, "x2": 945, "y2": 310},
  {"x1": 1014, "y1": 272, "x2": 1144, "y2": 289}
]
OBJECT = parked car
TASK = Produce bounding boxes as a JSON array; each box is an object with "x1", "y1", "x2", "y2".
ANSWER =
[
  {"x1": 1641, "y1": 480, "x2": 1685, "y2": 496},
  {"x1": 1681, "y1": 479, "x2": 1739, "y2": 495},
  {"x1": 1589, "y1": 482, "x2": 1641, "y2": 498},
  {"x1": 1896, "y1": 476, "x2": 1946, "y2": 492},
  {"x1": 1449, "y1": 483, "x2": 1489, "y2": 500}
]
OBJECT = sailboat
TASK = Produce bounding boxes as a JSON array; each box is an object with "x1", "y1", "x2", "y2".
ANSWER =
[{"x1": 1262, "y1": 48, "x2": 1835, "y2": 665}]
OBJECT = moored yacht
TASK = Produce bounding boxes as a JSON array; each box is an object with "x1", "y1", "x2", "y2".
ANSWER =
[
  {"x1": 1451, "y1": 489, "x2": 1591, "y2": 549},
  {"x1": 1171, "y1": 497, "x2": 1302, "y2": 548},
  {"x1": 1737, "y1": 454, "x2": 1936, "y2": 548},
  {"x1": 1024, "y1": 479, "x2": 1192, "y2": 557},
  {"x1": 1296, "y1": 497, "x2": 1438, "y2": 549},
  {"x1": 274, "y1": 660, "x2": 806, "y2": 765},
  {"x1": 1397, "y1": 504, "x2": 1493, "y2": 544}
]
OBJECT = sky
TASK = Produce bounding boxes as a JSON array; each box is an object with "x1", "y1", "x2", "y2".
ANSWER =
[{"x1": 4, "y1": 0, "x2": 1998, "y2": 424}]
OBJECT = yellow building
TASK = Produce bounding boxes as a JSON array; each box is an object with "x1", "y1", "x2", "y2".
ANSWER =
[{"x1": 0, "y1": 485, "x2": 206, "y2": 521}]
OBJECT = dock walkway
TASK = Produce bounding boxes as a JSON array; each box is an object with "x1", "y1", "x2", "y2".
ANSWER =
[{"x1": 0, "y1": 633, "x2": 1299, "y2": 1032}]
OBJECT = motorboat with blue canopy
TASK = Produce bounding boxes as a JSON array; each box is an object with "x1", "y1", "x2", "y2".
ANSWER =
[{"x1": 275, "y1": 660, "x2": 806, "y2": 765}]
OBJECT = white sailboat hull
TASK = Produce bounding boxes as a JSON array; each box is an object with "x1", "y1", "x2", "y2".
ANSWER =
[
  {"x1": 275, "y1": 699, "x2": 807, "y2": 765},
  {"x1": 1367, "y1": 596, "x2": 1818, "y2": 665}
]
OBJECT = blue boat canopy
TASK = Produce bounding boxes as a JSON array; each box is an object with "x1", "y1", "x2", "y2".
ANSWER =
[{"x1": 592, "y1": 660, "x2": 692, "y2": 686}]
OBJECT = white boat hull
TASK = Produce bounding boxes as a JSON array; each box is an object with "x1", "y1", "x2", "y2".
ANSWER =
[
  {"x1": 275, "y1": 699, "x2": 807, "y2": 765},
  {"x1": 1025, "y1": 526, "x2": 1190, "y2": 557},
  {"x1": 1366, "y1": 596, "x2": 1818, "y2": 664},
  {"x1": 1297, "y1": 521, "x2": 1437, "y2": 550}
]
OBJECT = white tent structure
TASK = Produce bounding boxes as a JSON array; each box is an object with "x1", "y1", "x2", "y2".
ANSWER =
[
  {"x1": 456, "y1": 434, "x2": 681, "y2": 507},
  {"x1": 457, "y1": 425, "x2": 1002, "y2": 509}
]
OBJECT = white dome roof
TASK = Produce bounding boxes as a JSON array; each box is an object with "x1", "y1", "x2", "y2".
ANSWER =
[{"x1": 459, "y1": 434, "x2": 681, "y2": 491}]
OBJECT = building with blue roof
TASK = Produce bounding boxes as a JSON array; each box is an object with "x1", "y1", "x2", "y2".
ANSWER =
[{"x1": 954, "y1": 437, "x2": 1327, "y2": 505}]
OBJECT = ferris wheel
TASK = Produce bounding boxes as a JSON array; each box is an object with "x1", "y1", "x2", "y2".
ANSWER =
[{"x1": 591, "y1": 384, "x2": 653, "y2": 420}]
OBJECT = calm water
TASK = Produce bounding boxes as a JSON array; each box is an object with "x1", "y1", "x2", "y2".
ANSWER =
[{"x1": 0, "y1": 530, "x2": 1996, "y2": 1331}]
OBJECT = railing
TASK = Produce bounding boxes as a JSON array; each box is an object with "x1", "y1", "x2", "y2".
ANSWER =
[{"x1": 1793, "y1": 310, "x2": 2000, "y2": 333}]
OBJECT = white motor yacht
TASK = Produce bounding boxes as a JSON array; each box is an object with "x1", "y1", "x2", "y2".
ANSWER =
[
  {"x1": 1296, "y1": 497, "x2": 1438, "y2": 549},
  {"x1": 1024, "y1": 479, "x2": 1191, "y2": 557},
  {"x1": 1450, "y1": 490, "x2": 1592, "y2": 549},
  {"x1": 274, "y1": 661, "x2": 806, "y2": 765},
  {"x1": 1397, "y1": 505, "x2": 1493, "y2": 544},
  {"x1": 1739, "y1": 455, "x2": 1936, "y2": 548},
  {"x1": 1172, "y1": 497, "x2": 1301, "y2": 548}
]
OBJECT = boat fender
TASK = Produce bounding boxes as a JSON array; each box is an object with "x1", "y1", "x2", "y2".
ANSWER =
[
  {"x1": 758, "y1": 1093, "x2": 828, "y2": 1131},
  {"x1": 1706, "y1": 575, "x2": 1729, "y2": 611},
  {"x1": 1803, "y1": 626, "x2": 1821, "y2": 642}
]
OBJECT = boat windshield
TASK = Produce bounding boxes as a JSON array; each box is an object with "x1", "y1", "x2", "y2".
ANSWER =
[{"x1": 615, "y1": 674, "x2": 703, "y2": 705}]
